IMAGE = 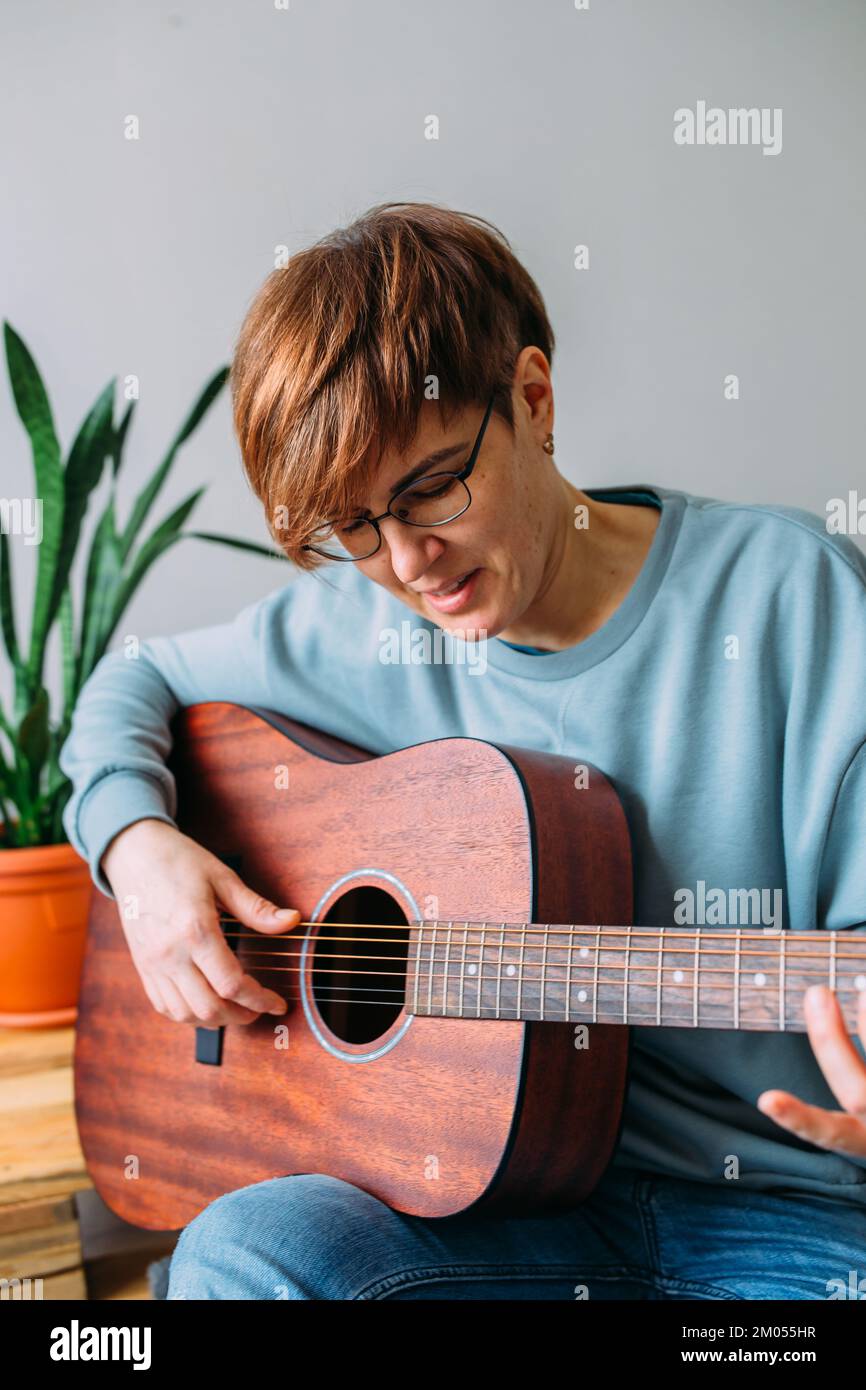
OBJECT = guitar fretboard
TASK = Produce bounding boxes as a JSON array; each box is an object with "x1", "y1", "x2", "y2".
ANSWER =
[{"x1": 405, "y1": 921, "x2": 866, "y2": 1033}]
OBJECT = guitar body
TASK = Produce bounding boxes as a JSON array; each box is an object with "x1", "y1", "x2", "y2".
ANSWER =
[{"x1": 74, "y1": 702, "x2": 633, "y2": 1229}]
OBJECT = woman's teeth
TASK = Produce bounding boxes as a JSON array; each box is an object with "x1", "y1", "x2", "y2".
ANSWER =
[{"x1": 433, "y1": 571, "x2": 470, "y2": 596}]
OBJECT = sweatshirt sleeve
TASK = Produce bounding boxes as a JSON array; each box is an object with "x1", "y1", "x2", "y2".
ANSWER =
[
  {"x1": 59, "y1": 583, "x2": 292, "y2": 900},
  {"x1": 816, "y1": 739, "x2": 866, "y2": 933}
]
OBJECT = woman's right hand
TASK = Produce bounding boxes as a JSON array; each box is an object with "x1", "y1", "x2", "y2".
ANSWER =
[{"x1": 101, "y1": 818, "x2": 300, "y2": 1027}]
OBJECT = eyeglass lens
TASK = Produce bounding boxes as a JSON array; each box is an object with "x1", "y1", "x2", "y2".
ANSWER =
[{"x1": 311, "y1": 473, "x2": 471, "y2": 558}]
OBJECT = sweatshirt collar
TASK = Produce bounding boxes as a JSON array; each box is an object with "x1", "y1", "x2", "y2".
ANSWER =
[{"x1": 482, "y1": 484, "x2": 686, "y2": 680}]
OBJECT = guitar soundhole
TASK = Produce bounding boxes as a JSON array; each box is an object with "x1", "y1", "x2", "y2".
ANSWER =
[{"x1": 312, "y1": 886, "x2": 410, "y2": 1044}]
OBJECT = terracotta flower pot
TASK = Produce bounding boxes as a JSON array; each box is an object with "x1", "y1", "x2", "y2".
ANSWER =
[{"x1": 0, "y1": 841, "x2": 93, "y2": 1027}]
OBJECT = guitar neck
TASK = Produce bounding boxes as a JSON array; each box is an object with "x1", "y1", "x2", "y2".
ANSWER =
[{"x1": 406, "y1": 921, "x2": 866, "y2": 1033}]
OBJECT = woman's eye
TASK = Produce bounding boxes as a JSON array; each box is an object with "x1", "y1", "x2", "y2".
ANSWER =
[{"x1": 404, "y1": 476, "x2": 455, "y2": 502}]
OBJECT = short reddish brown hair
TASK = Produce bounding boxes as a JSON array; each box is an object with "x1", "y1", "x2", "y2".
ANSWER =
[{"x1": 230, "y1": 201, "x2": 555, "y2": 570}]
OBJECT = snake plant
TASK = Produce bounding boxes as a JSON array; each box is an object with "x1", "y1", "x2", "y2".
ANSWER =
[{"x1": 0, "y1": 321, "x2": 283, "y2": 848}]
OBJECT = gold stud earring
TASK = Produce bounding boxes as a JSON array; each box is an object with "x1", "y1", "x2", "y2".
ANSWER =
[{"x1": 542, "y1": 433, "x2": 555, "y2": 455}]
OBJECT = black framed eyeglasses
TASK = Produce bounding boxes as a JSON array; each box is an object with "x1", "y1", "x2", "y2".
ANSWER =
[{"x1": 302, "y1": 393, "x2": 496, "y2": 561}]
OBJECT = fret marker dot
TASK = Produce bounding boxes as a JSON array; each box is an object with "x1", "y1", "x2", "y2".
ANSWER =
[
  {"x1": 754, "y1": 972, "x2": 766, "y2": 987},
  {"x1": 506, "y1": 964, "x2": 516, "y2": 977},
  {"x1": 673, "y1": 969, "x2": 684, "y2": 984},
  {"x1": 467, "y1": 964, "x2": 477, "y2": 975},
  {"x1": 577, "y1": 989, "x2": 587, "y2": 1003},
  {"x1": 580, "y1": 947, "x2": 589, "y2": 959},
  {"x1": 856, "y1": 975, "x2": 866, "y2": 992}
]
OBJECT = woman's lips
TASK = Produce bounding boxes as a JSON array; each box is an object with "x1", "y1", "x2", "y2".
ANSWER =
[{"x1": 421, "y1": 568, "x2": 481, "y2": 613}]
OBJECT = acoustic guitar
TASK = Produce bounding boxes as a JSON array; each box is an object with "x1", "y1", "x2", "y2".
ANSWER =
[{"x1": 73, "y1": 702, "x2": 865, "y2": 1229}]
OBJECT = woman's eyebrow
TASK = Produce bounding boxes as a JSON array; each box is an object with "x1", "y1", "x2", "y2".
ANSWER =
[
  {"x1": 389, "y1": 440, "x2": 470, "y2": 494},
  {"x1": 339, "y1": 439, "x2": 472, "y2": 525}
]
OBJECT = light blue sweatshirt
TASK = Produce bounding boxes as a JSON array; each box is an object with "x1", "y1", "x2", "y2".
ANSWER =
[{"x1": 59, "y1": 484, "x2": 866, "y2": 1207}]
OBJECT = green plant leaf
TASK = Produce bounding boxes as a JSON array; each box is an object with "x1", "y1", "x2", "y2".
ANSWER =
[
  {"x1": 58, "y1": 585, "x2": 75, "y2": 723},
  {"x1": 111, "y1": 397, "x2": 136, "y2": 478},
  {"x1": 106, "y1": 489, "x2": 205, "y2": 647},
  {"x1": 184, "y1": 530, "x2": 286, "y2": 562},
  {"x1": 43, "y1": 743, "x2": 71, "y2": 801},
  {"x1": 3, "y1": 324, "x2": 66, "y2": 690},
  {"x1": 47, "y1": 380, "x2": 116, "y2": 634},
  {"x1": 0, "y1": 734, "x2": 11, "y2": 795},
  {"x1": 0, "y1": 350, "x2": 276, "y2": 847},
  {"x1": 0, "y1": 529, "x2": 20, "y2": 668},
  {"x1": 8, "y1": 738, "x2": 39, "y2": 840},
  {"x1": 3, "y1": 323, "x2": 61, "y2": 464},
  {"x1": 76, "y1": 493, "x2": 123, "y2": 690},
  {"x1": 46, "y1": 778, "x2": 72, "y2": 845},
  {"x1": 18, "y1": 686, "x2": 49, "y2": 790},
  {"x1": 0, "y1": 780, "x2": 18, "y2": 843},
  {"x1": 118, "y1": 367, "x2": 228, "y2": 561}
]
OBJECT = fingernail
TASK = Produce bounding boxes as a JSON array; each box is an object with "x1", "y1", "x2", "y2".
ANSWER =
[
  {"x1": 274, "y1": 908, "x2": 298, "y2": 920},
  {"x1": 806, "y1": 985, "x2": 830, "y2": 1010}
]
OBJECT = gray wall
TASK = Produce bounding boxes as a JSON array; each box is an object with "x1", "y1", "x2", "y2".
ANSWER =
[{"x1": 2, "y1": 0, "x2": 864, "y2": 708}]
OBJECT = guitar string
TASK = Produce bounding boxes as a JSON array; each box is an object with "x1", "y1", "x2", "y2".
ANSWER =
[
  {"x1": 215, "y1": 925, "x2": 866, "y2": 972},
  {"x1": 249, "y1": 1007, "x2": 861, "y2": 1028},
  {"x1": 220, "y1": 957, "x2": 866, "y2": 983},
  {"x1": 165, "y1": 915, "x2": 866, "y2": 1015},
  {"x1": 223, "y1": 961, "x2": 866, "y2": 995},
  {"x1": 217, "y1": 916, "x2": 866, "y2": 945},
  {"x1": 218, "y1": 1007, "x2": 852, "y2": 1026},
  {"x1": 219, "y1": 935, "x2": 866, "y2": 966},
  {"x1": 226, "y1": 968, "x2": 866, "y2": 1024},
  {"x1": 221, "y1": 952, "x2": 866, "y2": 1018},
  {"x1": 198, "y1": 974, "x2": 866, "y2": 1023}
]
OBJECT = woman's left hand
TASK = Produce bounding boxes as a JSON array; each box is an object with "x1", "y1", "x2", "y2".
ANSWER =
[{"x1": 756, "y1": 985, "x2": 866, "y2": 1158}]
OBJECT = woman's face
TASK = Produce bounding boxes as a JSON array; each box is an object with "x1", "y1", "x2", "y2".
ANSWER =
[{"x1": 353, "y1": 385, "x2": 561, "y2": 641}]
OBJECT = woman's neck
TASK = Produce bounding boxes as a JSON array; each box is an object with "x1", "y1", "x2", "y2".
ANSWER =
[{"x1": 499, "y1": 480, "x2": 660, "y2": 652}]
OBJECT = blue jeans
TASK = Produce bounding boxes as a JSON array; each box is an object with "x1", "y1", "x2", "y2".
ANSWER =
[{"x1": 166, "y1": 1163, "x2": 866, "y2": 1300}]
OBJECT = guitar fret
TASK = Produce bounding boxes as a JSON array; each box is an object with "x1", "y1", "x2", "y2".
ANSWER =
[
  {"x1": 593, "y1": 926, "x2": 600, "y2": 1023},
  {"x1": 441, "y1": 919, "x2": 451, "y2": 1017},
  {"x1": 831, "y1": 931, "x2": 837, "y2": 992},
  {"x1": 458, "y1": 922, "x2": 467, "y2": 1017},
  {"x1": 413, "y1": 921, "x2": 424, "y2": 1015},
  {"x1": 624, "y1": 924, "x2": 632, "y2": 1022},
  {"x1": 540, "y1": 925, "x2": 548, "y2": 1021},
  {"x1": 518, "y1": 924, "x2": 526, "y2": 1017},
  {"x1": 780, "y1": 931, "x2": 786, "y2": 1031},
  {"x1": 734, "y1": 928, "x2": 741, "y2": 1030},
  {"x1": 693, "y1": 933, "x2": 700, "y2": 1027},
  {"x1": 496, "y1": 923, "x2": 505, "y2": 1020},
  {"x1": 477, "y1": 923, "x2": 485, "y2": 1018},
  {"x1": 656, "y1": 926, "x2": 664, "y2": 1025},
  {"x1": 426, "y1": 921, "x2": 437, "y2": 1015}
]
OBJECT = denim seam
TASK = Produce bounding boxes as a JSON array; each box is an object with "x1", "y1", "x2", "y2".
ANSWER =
[
  {"x1": 631, "y1": 1180, "x2": 747, "y2": 1301},
  {"x1": 634, "y1": 1178, "x2": 664, "y2": 1274},
  {"x1": 651, "y1": 1276, "x2": 740, "y2": 1301},
  {"x1": 352, "y1": 1261, "x2": 653, "y2": 1301},
  {"x1": 362, "y1": 1266, "x2": 741, "y2": 1303}
]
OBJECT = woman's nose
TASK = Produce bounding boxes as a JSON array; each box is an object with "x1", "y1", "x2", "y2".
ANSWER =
[{"x1": 379, "y1": 518, "x2": 446, "y2": 584}]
